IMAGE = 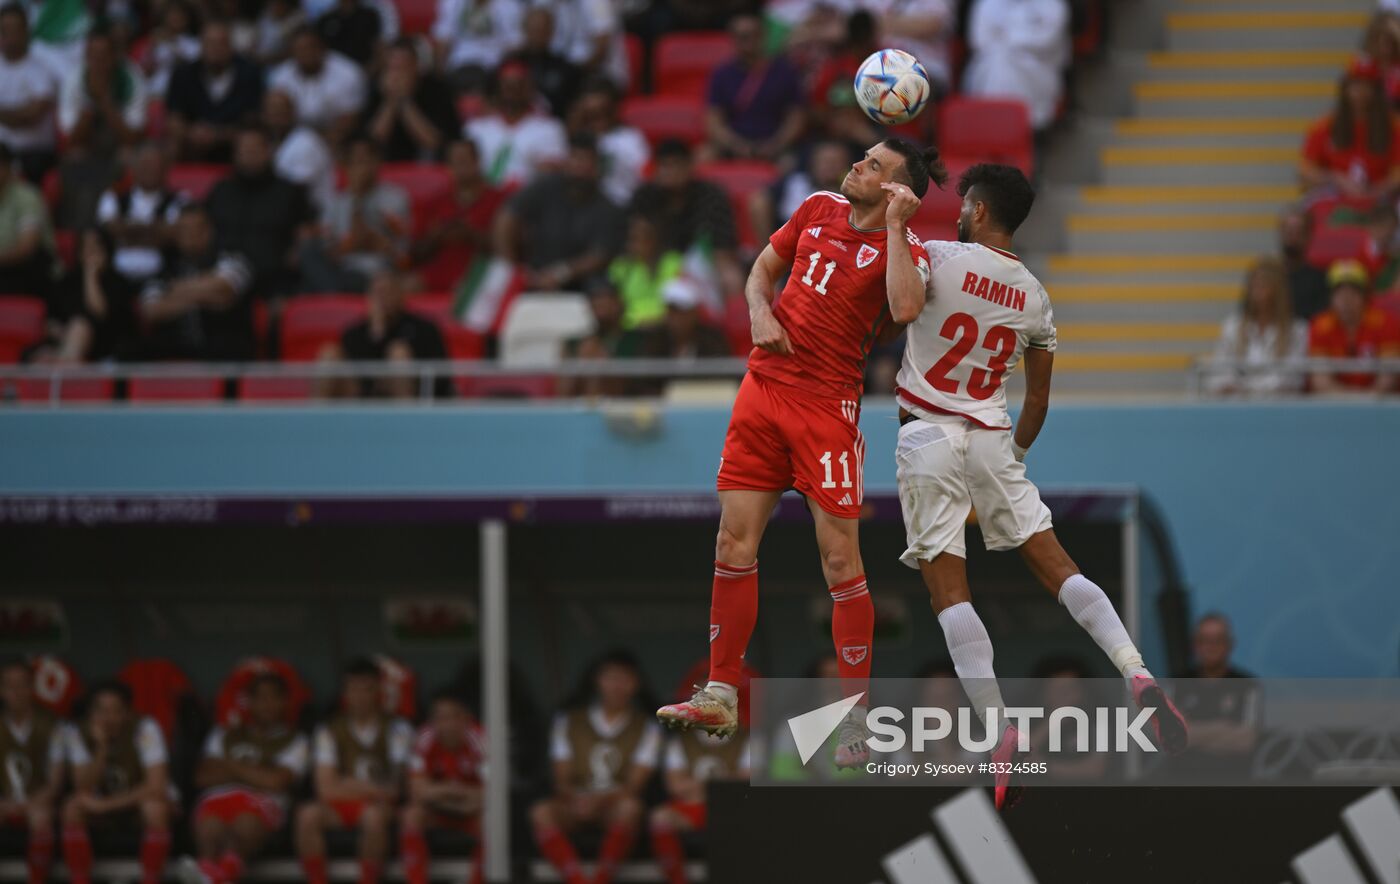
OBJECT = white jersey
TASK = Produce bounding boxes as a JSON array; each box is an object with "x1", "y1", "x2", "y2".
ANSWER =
[{"x1": 895, "y1": 241, "x2": 1056, "y2": 430}]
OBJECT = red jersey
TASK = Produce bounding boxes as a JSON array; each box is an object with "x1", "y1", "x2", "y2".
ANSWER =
[
  {"x1": 415, "y1": 186, "x2": 507, "y2": 292},
  {"x1": 749, "y1": 191, "x2": 930, "y2": 399},
  {"x1": 1302, "y1": 116, "x2": 1400, "y2": 187},
  {"x1": 1308, "y1": 304, "x2": 1400, "y2": 387},
  {"x1": 409, "y1": 722, "x2": 486, "y2": 785}
]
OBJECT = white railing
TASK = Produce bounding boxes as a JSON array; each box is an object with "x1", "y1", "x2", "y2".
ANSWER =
[{"x1": 1189, "y1": 357, "x2": 1400, "y2": 397}]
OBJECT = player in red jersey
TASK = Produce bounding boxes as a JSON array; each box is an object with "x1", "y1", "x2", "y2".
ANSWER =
[
  {"x1": 399, "y1": 693, "x2": 486, "y2": 884},
  {"x1": 657, "y1": 139, "x2": 942, "y2": 768}
]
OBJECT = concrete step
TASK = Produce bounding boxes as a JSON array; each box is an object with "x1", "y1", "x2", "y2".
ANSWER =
[
  {"x1": 1058, "y1": 322, "x2": 1219, "y2": 350},
  {"x1": 1101, "y1": 151, "x2": 1297, "y2": 185},
  {"x1": 1048, "y1": 368, "x2": 1192, "y2": 394},
  {"x1": 1066, "y1": 212, "x2": 1275, "y2": 252},
  {"x1": 1073, "y1": 184, "x2": 1297, "y2": 215},
  {"x1": 1051, "y1": 298, "x2": 1236, "y2": 324},
  {"x1": 1041, "y1": 253, "x2": 1254, "y2": 286},
  {"x1": 1136, "y1": 49, "x2": 1351, "y2": 82},
  {"x1": 1133, "y1": 80, "x2": 1333, "y2": 118},
  {"x1": 1114, "y1": 117, "x2": 1311, "y2": 138},
  {"x1": 1165, "y1": 11, "x2": 1370, "y2": 51}
]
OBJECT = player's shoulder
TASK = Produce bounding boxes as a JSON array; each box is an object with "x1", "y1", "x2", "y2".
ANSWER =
[
  {"x1": 799, "y1": 190, "x2": 850, "y2": 217},
  {"x1": 920, "y1": 239, "x2": 982, "y2": 269}
]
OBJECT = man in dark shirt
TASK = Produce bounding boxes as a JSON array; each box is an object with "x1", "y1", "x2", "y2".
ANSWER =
[
  {"x1": 1279, "y1": 204, "x2": 1329, "y2": 320},
  {"x1": 165, "y1": 20, "x2": 265, "y2": 162},
  {"x1": 320, "y1": 271, "x2": 449, "y2": 398},
  {"x1": 503, "y1": 7, "x2": 580, "y2": 117},
  {"x1": 705, "y1": 13, "x2": 804, "y2": 161},
  {"x1": 1174, "y1": 612, "x2": 1259, "y2": 779},
  {"x1": 492, "y1": 133, "x2": 624, "y2": 292},
  {"x1": 315, "y1": 0, "x2": 382, "y2": 68},
  {"x1": 361, "y1": 38, "x2": 459, "y2": 163},
  {"x1": 205, "y1": 126, "x2": 315, "y2": 297}
]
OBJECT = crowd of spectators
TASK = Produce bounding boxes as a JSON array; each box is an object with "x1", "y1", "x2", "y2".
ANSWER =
[{"x1": 0, "y1": 0, "x2": 1086, "y2": 398}]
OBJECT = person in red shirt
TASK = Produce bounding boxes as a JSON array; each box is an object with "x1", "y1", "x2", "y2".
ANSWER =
[
  {"x1": 398, "y1": 693, "x2": 486, "y2": 884},
  {"x1": 1301, "y1": 56, "x2": 1400, "y2": 199},
  {"x1": 1308, "y1": 258, "x2": 1400, "y2": 393},
  {"x1": 656, "y1": 139, "x2": 939, "y2": 768},
  {"x1": 409, "y1": 138, "x2": 506, "y2": 293}
]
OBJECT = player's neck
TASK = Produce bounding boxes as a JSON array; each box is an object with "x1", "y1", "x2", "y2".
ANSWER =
[
  {"x1": 975, "y1": 232, "x2": 1016, "y2": 256},
  {"x1": 848, "y1": 204, "x2": 886, "y2": 232}
]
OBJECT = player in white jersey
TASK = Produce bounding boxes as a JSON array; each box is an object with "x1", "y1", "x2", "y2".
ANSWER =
[{"x1": 894, "y1": 164, "x2": 1189, "y2": 810}]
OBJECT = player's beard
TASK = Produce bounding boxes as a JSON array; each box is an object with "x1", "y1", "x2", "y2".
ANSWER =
[{"x1": 956, "y1": 216, "x2": 971, "y2": 243}]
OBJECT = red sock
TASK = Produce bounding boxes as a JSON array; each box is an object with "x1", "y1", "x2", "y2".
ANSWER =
[
  {"x1": 650, "y1": 822, "x2": 687, "y2": 884},
  {"x1": 27, "y1": 827, "x2": 53, "y2": 884},
  {"x1": 62, "y1": 825, "x2": 92, "y2": 884},
  {"x1": 302, "y1": 855, "x2": 329, "y2": 884},
  {"x1": 593, "y1": 822, "x2": 636, "y2": 884},
  {"x1": 140, "y1": 830, "x2": 171, "y2": 884},
  {"x1": 830, "y1": 574, "x2": 874, "y2": 699},
  {"x1": 217, "y1": 850, "x2": 245, "y2": 884},
  {"x1": 359, "y1": 858, "x2": 382, "y2": 884},
  {"x1": 400, "y1": 829, "x2": 429, "y2": 884},
  {"x1": 708, "y1": 559, "x2": 759, "y2": 686},
  {"x1": 534, "y1": 824, "x2": 583, "y2": 883}
]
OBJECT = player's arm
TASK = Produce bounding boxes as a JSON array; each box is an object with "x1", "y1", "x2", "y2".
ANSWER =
[
  {"x1": 745, "y1": 243, "x2": 793, "y2": 355},
  {"x1": 1014, "y1": 346, "x2": 1054, "y2": 459},
  {"x1": 881, "y1": 183, "x2": 925, "y2": 324}
]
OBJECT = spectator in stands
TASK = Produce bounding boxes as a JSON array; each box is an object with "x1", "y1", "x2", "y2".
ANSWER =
[
  {"x1": 433, "y1": 0, "x2": 524, "y2": 93},
  {"x1": 493, "y1": 133, "x2": 624, "y2": 293},
  {"x1": 750, "y1": 139, "x2": 851, "y2": 242},
  {"x1": 182, "y1": 673, "x2": 309, "y2": 884},
  {"x1": 0, "y1": 658, "x2": 64, "y2": 884},
  {"x1": 399, "y1": 692, "x2": 486, "y2": 884},
  {"x1": 964, "y1": 0, "x2": 1071, "y2": 132},
  {"x1": 531, "y1": 650, "x2": 661, "y2": 884},
  {"x1": 1204, "y1": 256, "x2": 1307, "y2": 397},
  {"x1": 464, "y1": 61, "x2": 567, "y2": 189},
  {"x1": 1031, "y1": 656, "x2": 1110, "y2": 782},
  {"x1": 630, "y1": 277, "x2": 732, "y2": 392},
  {"x1": 267, "y1": 25, "x2": 366, "y2": 148},
  {"x1": 505, "y1": 6, "x2": 580, "y2": 117},
  {"x1": 205, "y1": 125, "x2": 315, "y2": 297},
  {"x1": 137, "y1": 0, "x2": 202, "y2": 98},
  {"x1": 410, "y1": 137, "x2": 505, "y2": 292},
  {"x1": 629, "y1": 139, "x2": 744, "y2": 298},
  {"x1": 95, "y1": 142, "x2": 185, "y2": 284},
  {"x1": 650, "y1": 725, "x2": 748, "y2": 884},
  {"x1": 895, "y1": 659, "x2": 977, "y2": 783},
  {"x1": 361, "y1": 38, "x2": 459, "y2": 163},
  {"x1": 1278, "y1": 204, "x2": 1329, "y2": 320},
  {"x1": 263, "y1": 89, "x2": 335, "y2": 212},
  {"x1": 300, "y1": 136, "x2": 410, "y2": 293},
  {"x1": 57, "y1": 26, "x2": 148, "y2": 228},
  {"x1": 0, "y1": 142, "x2": 55, "y2": 302},
  {"x1": 1172, "y1": 613, "x2": 1259, "y2": 776},
  {"x1": 318, "y1": 271, "x2": 448, "y2": 399},
  {"x1": 295, "y1": 658, "x2": 414, "y2": 884},
  {"x1": 254, "y1": 0, "x2": 306, "y2": 65},
  {"x1": 315, "y1": 0, "x2": 384, "y2": 68},
  {"x1": 807, "y1": 11, "x2": 884, "y2": 148},
  {"x1": 1361, "y1": 12, "x2": 1400, "y2": 105},
  {"x1": 0, "y1": 3, "x2": 60, "y2": 183},
  {"x1": 135, "y1": 203, "x2": 256, "y2": 361},
  {"x1": 568, "y1": 79, "x2": 649, "y2": 206},
  {"x1": 61, "y1": 681, "x2": 173, "y2": 884},
  {"x1": 49, "y1": 228, "x2": 140, "y2": 362},
  {"x1": 559, "y1": 280, "x2": 640, "y2": 398},
  {"x1": 542, "y1": 0, "x2": 628, "y2": 90},
  {"x1": 607, "y1": 214, "x2": 682, "y2": 330},
  {"x1": 1308, "y1": 258, "x2": 1400, "y2": 394},
  {"x1": 705, "y1": 14, "x2": 804, "y2": 162},
  {"x1": 1301, "y1": 57, "x2": 1400, "y2": 198},
  {"x1": 869, "y1": 0, "x2": 955, "y2": 97},
  {"x1": 165, "y1": 20, "x2": 266, "y2": 163}
]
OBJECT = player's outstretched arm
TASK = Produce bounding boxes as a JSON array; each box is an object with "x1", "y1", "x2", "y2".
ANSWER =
[
  {"x1": 880, "y1": 182, "x2": 925, "y2": 324},
  {"x1": 746, "y1": 244, "x2": 793, "y2": 355},
  {"x1": 1013, "y1": 347, "x2": 1054, "y2": 461}
]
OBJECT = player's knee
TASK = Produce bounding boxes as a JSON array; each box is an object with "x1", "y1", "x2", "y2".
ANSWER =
[
  {"x1": 612, "y1": 795, "x2": 643, "y2": 826},
  {"x1": 359, "y1": 802, "x2": 389, "y2": 832},
  {"x1": 29, "y1": 803, "x2": 53, "y2": 830},
  {"x1": 61, "y1": 795, "x2": 85, "y2": 826},
  {"x1": 714, "y1": 524, "x2": 757, "y2": 566},
  {"x1": 140, "y1": 799, "x2": 169, "y2": 830},
  {"x1": 820, "y1": 545, "x2": 858, "y2": 583},
  {"x1": 528, "y1": 800, "x2": 556, "y2": 830},
  {"x1": 647, "y1": 805, "x2": 676, "y2": 832},
  {"x1": 399, "y1": 803, "x2": 426, "y2": 831},
  {"x1": 294, "y1": 803, "x2": 323, "y2": 834}
]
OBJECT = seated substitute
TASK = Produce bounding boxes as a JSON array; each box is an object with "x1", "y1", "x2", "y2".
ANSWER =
[
  {"x1": 1, "y1": 658, "x2": 66, "y2": 884},
  {"x1": 649, "y1": 727, "x2": 749, "y2": 884},
  {"x1": 400, "y1": 692, "x2": 487, "y2": 884}
]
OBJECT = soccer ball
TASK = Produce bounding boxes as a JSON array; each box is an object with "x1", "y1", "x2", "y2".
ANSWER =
[{"x1": 853, "y1": 48, "x2": 932, "y2": 126}]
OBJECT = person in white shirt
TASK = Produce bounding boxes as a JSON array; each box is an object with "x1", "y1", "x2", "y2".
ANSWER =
[
  {"x1": 433, "y1": 0, "x2": 524, "y2": 91},
  {"x1": 1205, "y1": 256, "x2": 1308, "y2": 396},
  {"x1": 536, "y1": 0, "x2": 628, "y2": 91},
  {"x1": 267, "y1": 24, "x2": 366, "y2": 148},
  {"x1": 464, "y1": 60, "x2": 567, "y2": 188},
  {"x1": 95, "y1": 141, "x2": 186, "y2": 283},
  {"x1": 0, "y1": 4, "x2": 59, "y2": 182},
  {"x1": 263, "y1": 88, "x2": 335, "y2": 212},
  {"x1": 567, "y1": 78, "x2": 649, "y2": 205},
  {"x1": 963, "y1": 0, "x2": 1071, "y2": 130},
  {"x1": 895, "y1": 162, "x2": 1188, "y2": 811}
]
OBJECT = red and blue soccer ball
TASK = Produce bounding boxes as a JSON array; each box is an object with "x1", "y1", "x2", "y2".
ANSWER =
[{"x1": 853, "y1": 48, "x2": 932, "y2": 126}]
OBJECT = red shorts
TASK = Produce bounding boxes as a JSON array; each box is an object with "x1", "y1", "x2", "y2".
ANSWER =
[
  {"x1": 328, "y1": 799, "x2": 368, "y2": 828},
  {"x1": 195, "y1": 787, "x2": 284, "y2": 830},
  {"x1": 718, "y1": 372, "x2": 865, "y2": 519},
  {"x1": 663, "y1": 800, "x2": 706, "y2": 830}
]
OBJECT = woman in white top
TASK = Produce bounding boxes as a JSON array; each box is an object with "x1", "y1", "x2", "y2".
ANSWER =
[{"x1": 1205, "y1": 256, "x2": 1309, "y2": 396}]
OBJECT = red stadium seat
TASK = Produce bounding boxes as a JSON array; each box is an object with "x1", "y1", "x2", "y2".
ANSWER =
[
  {"x1": 128, "y1": 375, "x2": 225, "y2": 402},
  {"x1": 379, "y1": 163, "x2": 455, "y2": 230},
  {"x1": 624, "y1": 34, "x2": 644, "y2": 96},
  {"x1": 13, "y1": 377, "x2": 115, "y2": 403},
  {"x1": 146, "y1": 99, "x2": 166, "y2": 139},
  {"x1": 118, "y1": 659, "x2": 194, "y2": 739},
  {"x1": 0, "y1": 295, "x2": 45, "y2": 362},
  {"x1": 911, "y1": 183, "x2": 963, "y2": 237},
  {"x1": 168, "y1": 163, "x2": 230, "y2": 200},
  {"x1": 280, "y1": 294, "x2": 367, "y2": 361},
  {"x1": 237, "y1": 375, "x2": 314, "y2": 401},
  {"x1": 1306, "y1": 227, "x2": 1370, "y2": 270},
  {"x1": 395, "y1": 0, "x2": 435, "y2": 35},
  {"x1": 653, "y1": 31, "x2": 732, "y2": 97},
  {"x1": 938, "y1": 99, "x2": 1034, "y2": 175},
  {"x1": 696, "y1": 160, "x2": 779, "y2": 250},
  {"x1": 621, "y1": 95, "x2": 708, "y2": 147}
]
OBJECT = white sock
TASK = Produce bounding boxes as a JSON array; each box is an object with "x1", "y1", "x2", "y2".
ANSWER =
[
  {"x1": 936, "y1": 602, "x2": 1009, "y2": 736},
  {"x1": 1058, "y1": 574, "x2": 1150, "y2": 679},
  {"x1": 705, "y1": 681, "x2": 737, "y2": 705}
]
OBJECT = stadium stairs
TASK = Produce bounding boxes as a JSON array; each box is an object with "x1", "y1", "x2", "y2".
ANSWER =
[{"x1": 1018, "y1": 0, "x2": 1370, "y2": 396}]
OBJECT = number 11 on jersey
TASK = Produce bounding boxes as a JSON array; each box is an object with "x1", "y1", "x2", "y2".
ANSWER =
[{"x1": 801, "y1": 251, "x2": 837, "y2": 296}]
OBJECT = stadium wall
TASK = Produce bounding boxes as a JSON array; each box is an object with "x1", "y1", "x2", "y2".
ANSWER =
[{"x1": 2, "y1": 401, "x2": 1397, "y2": 678}]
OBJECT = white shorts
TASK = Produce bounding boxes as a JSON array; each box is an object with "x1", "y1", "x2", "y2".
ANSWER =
[{"x1": 895, "y1": 414, "x2": 1053, "y2": 566}]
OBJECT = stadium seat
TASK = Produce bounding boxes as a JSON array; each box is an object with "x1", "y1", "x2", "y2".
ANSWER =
[
  {"x1": 168, "y1": 163, "x2": 230, "y2": 200},
  {"x1": 395, "y1": 0, "x2": 435, "y2": 35},
  {"x1": 937, "y1": 99, "x2": 1034, "y2": 175},
  {"x1": 12, "y1": 377, "x2": 115, "y2": 403},
  {"x1": 379, "y1": 163, "x2": 455, "y2": 230},
  {"x1": 695, "y1": 160, "x2": 780, "y2": 251},
  {"x1": 910, "y1": 184, "x2": 963, "y2": 240},
  {"x1": 280, "y1": 294, "x2": 367, "y2": 362},
  {"x1": 0, "y1": 295, "x2": 45, "y2": 362},
  {"x1": 237, "y1": 375, "x2": 315, "y2": 402},
  {"x1": 621, "y1": 95, "x2": 707, "y2": 147},
  {"x1": 1306, "y1": 227, "x2": 1370, "y2": 270},
  {"x1": 653, "y1": 31, "x2": 731, "y2": 97},
  {"x1": 128, "y1": 375, "x2": 225, "y2": 402},
  {"x1": 498, "y1": 293, "x2": 595, "y2": 366}
]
